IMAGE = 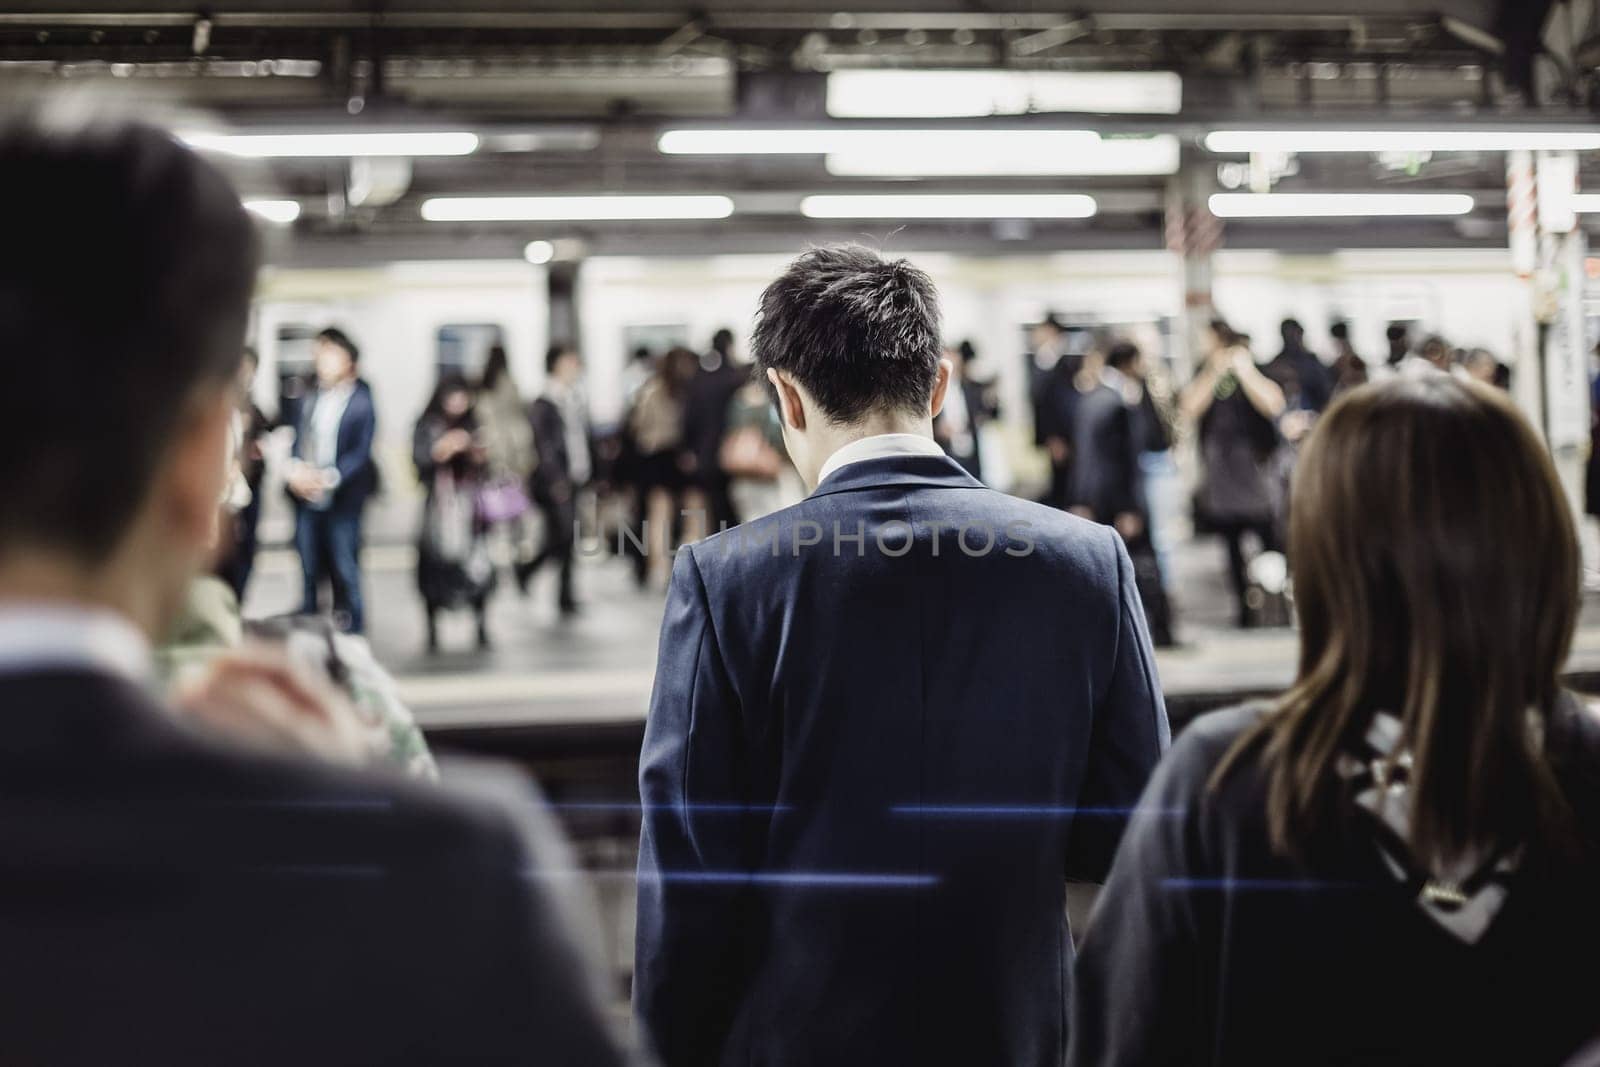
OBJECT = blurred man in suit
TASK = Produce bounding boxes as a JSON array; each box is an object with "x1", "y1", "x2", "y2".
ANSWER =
[
  {"x1": 517, "y1": 343, "x2": 591, "y2": 615},
  {"x1": 683, "y1": 327, "x2": 751, "y2": 532},
  {"x1": 1072, "y1": 341, "x2": 1175, "y2": 647},
  {"x1": 635, "y1": 246, "x2": 1170, "y2": 1067},
  {"x1": 0, "y1": 111, "x2": 633, "y2": 1066},
  {"x1": 287, "y1": 326, "x2": 377, "y2": 633}
]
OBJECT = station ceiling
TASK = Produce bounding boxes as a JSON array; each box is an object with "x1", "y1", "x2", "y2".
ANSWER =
[{"x1": 1, "y1": 1, "x2": 1591, "y2": 259}]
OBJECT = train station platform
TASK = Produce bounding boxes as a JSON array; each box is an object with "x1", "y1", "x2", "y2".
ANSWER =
[{"x1": 243, "y1": 537, "x2": 1600, "y2": 761}]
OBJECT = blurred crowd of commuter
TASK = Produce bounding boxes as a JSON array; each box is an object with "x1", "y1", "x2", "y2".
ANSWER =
[{"x1": 1033, "y1": 311, "x2": 1514, "y2": 637}]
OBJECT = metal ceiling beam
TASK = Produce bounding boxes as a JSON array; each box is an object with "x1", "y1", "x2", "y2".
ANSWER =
[{"x1": 0, "y1": 10, "x2": 1449, "y2": 33}]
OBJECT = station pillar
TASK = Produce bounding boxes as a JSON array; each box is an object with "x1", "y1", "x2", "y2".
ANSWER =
[
  {"x1": 1512, "y1": 149, "x2": 1593, "y2": 553},
  {"x1": 1166, "y1": 157, "x2": 1224, "y2": 378}
]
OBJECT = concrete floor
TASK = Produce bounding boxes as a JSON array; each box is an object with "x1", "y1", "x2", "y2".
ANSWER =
[{"x1": 241, "y1": 531, "x2": 1600, "y2": 732}]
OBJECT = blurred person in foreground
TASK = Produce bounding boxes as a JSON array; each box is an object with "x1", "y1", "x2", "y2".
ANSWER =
[
  {"x1": 1071, "y1": 375, "x2": 1600, "y2": 1066},
  {"x1": 635, "y1": 245, "x2": 1170, "y2": 1067},
  {"x1": 517, "y1": 342, "x2": 591, "y2": 616},
  {"x1": 1180, "y1": 319, "x2": 1287, "y2": 628},
  {"x1": 287, "y1": 326, "x2": 377, "y2": 633},
  {"x1": 413, "y1": 375, "x2": 496, "y2": 652},
  {"x1": 0, "y1": 111, "x2": 633, "y2": 1066}
]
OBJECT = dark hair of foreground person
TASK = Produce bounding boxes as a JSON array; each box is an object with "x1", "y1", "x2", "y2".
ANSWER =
[{"x1": 1216, "y1": 372, "x2": 1581, "y2": 867}]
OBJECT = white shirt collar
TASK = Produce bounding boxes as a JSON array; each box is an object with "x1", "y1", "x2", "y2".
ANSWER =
[
  {"x1": 0, "y1": 601, "x2": 151, "y2": 682},
  {"x1": 817, "y1": 432, "x2": 946, "y2": 485}
]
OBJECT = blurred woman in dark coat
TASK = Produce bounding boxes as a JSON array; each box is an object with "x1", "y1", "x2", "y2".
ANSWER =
[{"x1": 413, "y1": 375, "x2": 496, "y2": 652}]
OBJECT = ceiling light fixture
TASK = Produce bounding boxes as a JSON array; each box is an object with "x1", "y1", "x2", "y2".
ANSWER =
[
  {"x1": 825, "y1": 134, "x2": 1179, "y2": 177},
  {"x1": 421, "y1": 195, "x2": 735, "y2": 221},
  {"x1": 658, "y1": 128, "x2": 1100, "y2": 156},
  {"x1": 243, "y1": 199, "x2": 301, "y2": 224},
  {"x1": 1207, "y1": 192, "x2": 1476, "y2": 218},
  {"x1": 825, "y1": 70, "x2": 1183, "y2": 118},
  {"x1": 183, "y1": 130, "x2": 481, "y2": 158},
  {"x1": 1204, "y1": 130, "x2": 1600, "y2": 154},
  {"x1": 800, "y1": 193, "x2": 1097, "y2": 219}
]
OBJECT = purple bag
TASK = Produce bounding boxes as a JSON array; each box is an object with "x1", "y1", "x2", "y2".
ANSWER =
[{"x1": 475, "y1": 479, "x2": 531, "y2": 525}]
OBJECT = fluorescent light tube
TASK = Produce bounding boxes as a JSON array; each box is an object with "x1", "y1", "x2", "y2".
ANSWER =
[
  {"x1": 183, "y1": 131, "x2": 480, "y2": 158},
  {"x1": 1205, "y1": 130, "x2": 1600, "y2": 154},
  {"x1": 825, "y1": 134, "x2": 1179, "y2": 177},
  {"x1": 243, "y1": 199, "x2": 301, "y2": 224},
  {"x1": 800, "y1": 194, "x2": 1097, "y2": 219},
  {"x1": 658, "y1": 128, "x2": 1099, "y2": 156},
  {"x1": 826, "y1": 70, "x2": 1182, "y2": 118},
  {"x1": 1207, "y1": 193, "x2": 1475, "y2": 218},
  {"x1": 421, "y1": 195, "x2": 735, "y2": 221}
]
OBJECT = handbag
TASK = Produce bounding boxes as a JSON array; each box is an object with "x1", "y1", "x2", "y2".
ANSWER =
[
  {"x1": 475, "y1": 478, "x2": 531, "y2": 525},
  {"x1": 719, "y1": 426, "x2": 783, "y2": 481}
]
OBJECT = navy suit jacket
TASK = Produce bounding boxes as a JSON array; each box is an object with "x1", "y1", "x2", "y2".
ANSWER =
[
  {"x1": 293, "y1": 379, "x2": 378, "y2": 514},
  {"x1": 0, "y1": 668, "x2": 635, "y2": 1066},
  {"x1": 635, "y1": 453, "x2": 1170, "y2": 1067}
]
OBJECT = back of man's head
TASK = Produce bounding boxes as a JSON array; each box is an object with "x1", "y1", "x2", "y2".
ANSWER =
[
  {"x1": 0, "y1": 112, "x2": 258, "y2": 563},
  {"x1": 752, "y1": 245, "x2": 942, "y2": 424}
]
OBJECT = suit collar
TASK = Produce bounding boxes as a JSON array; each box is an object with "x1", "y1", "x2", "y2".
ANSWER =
[{"x1": 806, "y1": 453, "x2": 985, "y2": 500}]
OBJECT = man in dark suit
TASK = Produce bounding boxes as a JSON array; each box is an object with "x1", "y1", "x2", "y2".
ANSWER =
[
  {"x1": 517, "y1": 343, "x2": 591, "y2": 615},
  {"x1": 288, "y1": 327, "x2": 378, "y2": 633},
  {"x1": 1263, "y1": 317, "x2": 1334, "y2": 416},
  {"x1": 682, "y1": 327, "x2": 750, "y2": 532},
  {"x1": 1071, "y1": 341, "x2": 1175, "y2": 648},
  {"x1": 635, "y1": 246, "x2": 1170, "y2": 1067},
  {"x1": 0, "y1": 113, "x2": 632, "y2": 1066},
  {"x1": 1030, "y1": 315, "x2": 1080, "y2": 509}
]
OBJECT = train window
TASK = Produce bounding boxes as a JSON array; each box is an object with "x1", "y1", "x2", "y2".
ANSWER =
[
  {"x1": 275, "y1": 324, "x2": 319, "y2": 432},
  {"x1": 437, "y1": 323, "x2": 506, "y2": 381},
  {"x1": 622, "y1": 323, "x2": 690, "y2": 363}
]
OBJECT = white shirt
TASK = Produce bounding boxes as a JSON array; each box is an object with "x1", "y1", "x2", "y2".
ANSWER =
[
  {"x1": 309, "y1": 381, "x2": 356, "y2": 470},
  {"x1": 817, "y1": 432, "x2": 947, "y2": 485},
  {"x1": 549, "y1": 381, "x2": 593, "y2": 485},
  {"x1": 0, "y1": 602, "x2": 150, "y2": 682}
]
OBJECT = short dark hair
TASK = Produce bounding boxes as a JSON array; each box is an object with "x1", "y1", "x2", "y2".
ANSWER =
[
  {"x1": 1330, "y1": 321, "x2": 1349, "y2": 340},
  {"x1": 1280, "y1": 318, "x2": 1303, "y2": 341},
  {"x1": 316, "y1": 326, "x2": 359, "y2": 364},
  {"x1": 752, "y1": 245, "x2": 942, "y2": 423},
  {"x1": 1386, "y1": 323, "x2": 1409, "y2": 343},
  {"x1": 711, "y1": 328, "x2": 734, "y2": 355},
  {"x1": 0, "y1": 113, "x2": 258, "y2": 561},
  {"x1": 1106, "y1": 341, "x2": 1140, "y2": 372}
]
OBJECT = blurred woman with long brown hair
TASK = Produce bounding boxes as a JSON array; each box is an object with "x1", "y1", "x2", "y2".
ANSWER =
[{"x1": 1071, "y1": 374, "x2": 1600, "y2": 1065}]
